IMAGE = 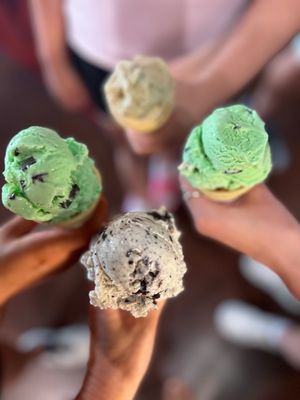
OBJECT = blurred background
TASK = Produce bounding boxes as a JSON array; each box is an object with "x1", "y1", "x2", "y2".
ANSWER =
[{"x1": 1, "y1": 1, "x2": 300, "y2": 399}]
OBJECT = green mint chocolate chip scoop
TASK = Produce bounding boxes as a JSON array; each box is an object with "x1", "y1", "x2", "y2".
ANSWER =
[
  {"x1": 180, "y1": 105, "x2": 272, "y2": 191},
  {"x1": 2, "y1": 126, "x2": 101, "y2": 223}
]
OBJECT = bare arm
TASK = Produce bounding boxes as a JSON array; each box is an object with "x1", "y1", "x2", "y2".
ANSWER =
[
  {"x1": 125, "y1": 0, "x2": 300, "y2": 155},
  {"x1": 0, "y1": 198, "x2": 107, "y2": 306},
  {"x1": 76, "y1": 304, "x2": 165, "y2": 400},
  {"x1": 28, "y1": 0, "x2": 66, "y2": 65},
  {"x1": 180, "y1": 178, "x2": 300, "y2": 300},
  {"x1": 28, "y1": 0, "x2": 93, "y2": 111},
  {"x1": 171, "y1": 0, "x2": 300, "y2": 119}
]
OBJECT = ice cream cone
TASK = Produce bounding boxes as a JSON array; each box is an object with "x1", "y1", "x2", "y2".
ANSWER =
[
  {"x1": 201, "y1": 185, "x2": 251, "y2": 203},
  {"x1": 111, "y1": 102, "x2": 173, "y2": 133},
  {"x1": 104, "y1": 56, "x2": 175, "y2": 134},
  {"x1": 180, "y1": 105, "x2": 272, "y2": 204},
  {"x1": 53, "y1": 167, "x2": 102, "y2": 229}
]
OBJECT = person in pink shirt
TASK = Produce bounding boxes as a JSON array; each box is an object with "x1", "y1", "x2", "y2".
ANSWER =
[{"x1": 28, "y1": 0, "x2": 300, "y2": 211}]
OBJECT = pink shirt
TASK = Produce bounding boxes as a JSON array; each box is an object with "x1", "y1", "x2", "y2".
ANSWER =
[{"x1": 64, "y1": 0, "x2": 248, "y2": 70}]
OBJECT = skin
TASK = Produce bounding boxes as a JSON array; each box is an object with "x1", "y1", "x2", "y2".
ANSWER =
[
  {"x1": 125, "y1": 107, "x2": 194, "y2": 156},
  {"x1": 0, "y1": 197, "x2": 166, "y2": 400},
  {"x1": 77, "y1": 302, "x2": 165, "y2": 400},
  {"x1": 252, "y1": 48, "x2": 300, "y2": 118},
  {"x1": 29, "y1": 0, "x2": 300, "y2": 209},
  {"x1": 0, "y1": 197, "x2": 107, "y2": 305},
  {"x1": 29, "y1": 0, "x2": 300, "y2": 155},
  {"x1": 180, "y1": 177, "x2": 300, "y2": 300},
  {"x1": 28, "y1": 0, "x2": 93, "y2": 113},
  {"x1": 28, "y1": 0, "x2": 150, "y2": 202},
  {"x1": 125, "y1": 0, "x2": 300, "y2": 155}
]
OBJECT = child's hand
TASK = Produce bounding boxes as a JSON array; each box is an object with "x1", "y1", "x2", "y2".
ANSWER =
[
  {"x1": 180, "y1": 177, "x2": 300, "y2": 297},
  {"x1": 77, "y1": 302, "x2": 165, "y2": 400},
  {"x1": 124, "y1": 107, "x2": 193, "y2": 155},
  {"x1": 0, "y1": 197, "x2": 107, "y2": 305}
]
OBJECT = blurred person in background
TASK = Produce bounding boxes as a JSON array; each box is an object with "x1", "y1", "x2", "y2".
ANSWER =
[{"x1": 29, "y1": 0, "x2": 300, "y2": 212}]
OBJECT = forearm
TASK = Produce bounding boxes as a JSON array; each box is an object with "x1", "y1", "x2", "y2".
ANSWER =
[
  {"x1": 0, "y1": 258, "x2": 65, "y2": 306},
  {"x1": 170, "y1": 37, "x2": 225, "y2": 79},
  {"x1": 28, "y1": 0, "x2": 67, "y2": 65},
  {"x1": 0, "y1": 265, "x2": 52, "y2": 306},
  {"x1": 76, "y1": 371, "x2": 138, "y2": 400},
  {"x1": 77, "y1": 305, "x2": 163, "y2": 400},
  {"x1": 76, "y1": 354, "x2": 141, "y2": 400},
  {"x1": 271, "y1": 224, "x2": 300, "y2": 300},
  {"x1": 184, "y1": 0, "x2": 300, "y2": 117}
]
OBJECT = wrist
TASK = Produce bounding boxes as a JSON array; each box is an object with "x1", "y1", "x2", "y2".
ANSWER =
[
  {"x1": 37, "y1": 45, "x2": 70, "y2": 70},
  {"x1": 77, "y1": 351, "x2": 140, "y2": 400},
  {"x1": 77, "y1": 366, "x2": 137, "y2": 400},
  {"x1": 269, "y1": 223, "x2": 300, "y2": 297}
]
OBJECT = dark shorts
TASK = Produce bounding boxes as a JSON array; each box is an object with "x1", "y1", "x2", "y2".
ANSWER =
[{"x1": 69, "y1": 49, "x2": 111, "y2": 112}]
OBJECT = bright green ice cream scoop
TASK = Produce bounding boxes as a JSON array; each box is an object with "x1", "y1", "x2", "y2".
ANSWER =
[
  {"x1": 2, "y1": 126, "x2": 102, "y2": 223},
  {"x1": 180, "y1": 104, "x2": 272, "y2": 192}
]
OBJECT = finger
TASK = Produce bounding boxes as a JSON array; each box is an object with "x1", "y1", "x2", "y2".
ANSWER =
[
  {"x1": 0, "y1": 217, "x2": 37, "y2": 240},
  {"x1": 178, "y1": 175, "x2": 237, "y2": 237},
  {"x1": 11, "y1": 196, "x2": 108, "y2": 254},
  {"x1": 1, "y1": 228, "x2": 89, "y2": 296},
  {"x1": 179, "y1": 174, "x2": 257, "y2": 214},
  {"x1": 240, "y1": 183, "x2": 268, "y2": 203},
  {"x1": 73, "y1": 195, "x2": 108, "y2": 237},
  {"x1": 0, "y1": 228, "x2": 89, "y2": 305},
  {"x1": 179, "y1": 174, "x2": 201, "y2": 195},
  {"x1": 125, "y1": 129, "x2": 167, "y2": 155},
  {"x1": 179, "y1": 175, "x2": 212, "y2": 214},
  {"x1": 14, "y1": 226, "x2": 90, "y2": 257},
  {"x1": 125, "y1": 134, "x2": 157, "y2": 155},
  {"x1": 0, "y1": 198, "x2": 108, "y2": 303}
]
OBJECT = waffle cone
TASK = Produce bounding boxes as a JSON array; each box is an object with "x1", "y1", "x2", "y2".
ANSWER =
[
  {"x1": 111, "y1": 102, "x2": 173, "y2": 133},
  {"x1": 200, "y1": 186, "x2": 251, "y2": 203}
]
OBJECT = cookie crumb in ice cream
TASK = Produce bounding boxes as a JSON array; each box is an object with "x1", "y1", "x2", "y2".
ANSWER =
[{"x1": 81, "y1": 207, "x2": 186, "y2": 318}]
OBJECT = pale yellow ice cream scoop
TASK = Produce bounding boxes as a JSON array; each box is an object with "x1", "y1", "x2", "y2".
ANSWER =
[{"x1": 104, "y1": 56, "x2": 175, "y2": 133}]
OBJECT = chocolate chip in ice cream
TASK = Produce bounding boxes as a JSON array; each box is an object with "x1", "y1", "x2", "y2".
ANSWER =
[
  {"x1": 81, "y1": 207, "x2": 186, "y2": 318},
  {"x1": 60, "y1": 199, "x2": 72, "y2": 209},
  {"x1": 20, "y1": 157, "x2": 36, "y2": 171},
  {"x1": 32, "y1": 173, "x2": 48, "y2": 183},
  {"x1": 20, "y1": 180, "x2": 26, "y2": 191},
  {"x1": 69, "y1": 184, "x2": 80, "y2": 200}
]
